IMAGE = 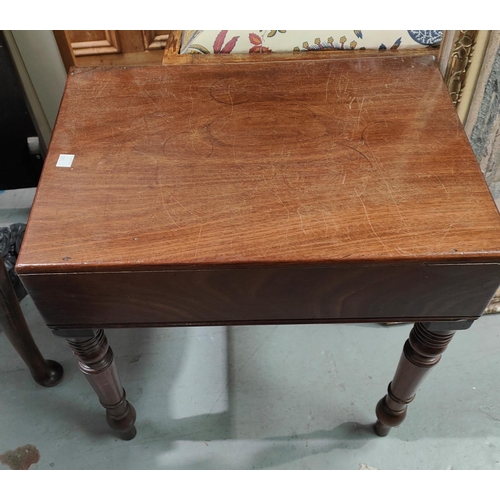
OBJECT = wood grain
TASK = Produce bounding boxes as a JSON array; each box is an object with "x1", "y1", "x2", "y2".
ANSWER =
[
  {"x1": 21, "y1": 263, "x2": 500, "y2": 329},
  {"x1": 142, "y1": 30, "x2": 175, "y2": 51},
  {"x1": 67, "y1": 30, "x2": 121, "y2": 56},
  {"x1": 18, "y1": 56, "x2": 500, "y2": 271},
  {"x1": 375, "y1": 322, "x2": 457, "y2": 436},
  {"x1": 53, "y1": 30, "x2": 76, "y2": 72},
  {"x1": 16, "y1": 55, "x2": 500, "y2": 327},
  {"x1": 162, "y1": 45, "x2": 439, "y2": 65}
]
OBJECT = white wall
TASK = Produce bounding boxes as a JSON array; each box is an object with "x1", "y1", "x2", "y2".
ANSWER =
[{"x1": 8, "y1": 31, "x2": 67, "y2": 143}]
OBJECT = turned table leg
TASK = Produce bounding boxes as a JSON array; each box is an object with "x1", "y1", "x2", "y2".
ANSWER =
[
  {"x1": 0, "y1": 256, "x2": 63, "y2": 387},
  {"x1": 374, "y1": 320, "x2": 473, "y2": 437},
  {"x1": 57, "y1": 328, "x2": 136, "y2": 440}
]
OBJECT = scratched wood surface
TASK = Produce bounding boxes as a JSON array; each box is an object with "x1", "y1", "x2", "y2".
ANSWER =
[
  {"x1": 17, "y1": 55, "x2": 500, "y2": 274},
  {"x1": 16, "y1": 55, "x2": 500, "y2": 327},
  {"x1": 162, "y1": 45, "x2": 439, "y2": 65}
]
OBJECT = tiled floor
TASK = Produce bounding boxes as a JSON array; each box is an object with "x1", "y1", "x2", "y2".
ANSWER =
[{"x1": 1, "y1": 189, "x2": 500, "y2": 470}]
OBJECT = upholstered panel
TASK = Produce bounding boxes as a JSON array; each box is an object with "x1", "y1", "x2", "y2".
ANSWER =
[{"x1": 180, "y1": 30, "x2": 443, "y2": 55}]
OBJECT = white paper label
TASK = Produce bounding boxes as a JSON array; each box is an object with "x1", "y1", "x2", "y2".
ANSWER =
[{"x1": 56, "y1": 154, "x2": 75, "y2": 167}]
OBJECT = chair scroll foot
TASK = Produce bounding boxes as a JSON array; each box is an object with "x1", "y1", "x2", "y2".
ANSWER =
[
  {"x1": 66, "y1": 329, "x2": 136, "y2": 440},
  {"x1": 374, "y1": 321, "x2": 465, "y2": 436},
  {"x1": 31, "y1": 359, "x2": 64, "y2": 387}
]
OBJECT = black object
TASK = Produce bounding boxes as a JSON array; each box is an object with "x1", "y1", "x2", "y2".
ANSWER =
[
  {"x1": 0, "y1": 31, "x2": 43, "y2": 190},
  {"x1": 0, "y1": 222, "x2": 27, "y2": 300}
]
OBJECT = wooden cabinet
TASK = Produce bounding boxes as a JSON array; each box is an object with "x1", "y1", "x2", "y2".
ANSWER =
[{"x1": 54, "y1": 30, "x2": 174, "y2": 72}]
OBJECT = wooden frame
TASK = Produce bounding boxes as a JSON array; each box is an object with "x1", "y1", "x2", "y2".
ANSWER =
[
  {"x1": 438, "y1": 30, "x2": 491, "y2": 123},
  {"x1": 69, "y1": 30, "x2": 121, "y2": 57},
  {"x1": 142, "y1": 31, "x2": 171, "y2": 50}
]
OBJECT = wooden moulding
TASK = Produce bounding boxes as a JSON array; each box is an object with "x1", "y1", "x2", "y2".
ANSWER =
[
  {"x1": 439, "y1": 30, "x2": 491, "y2": 123},
  {"x1": 163, "y1": 42, "x2": 439, "y2": 65},
  {"x1": 142, "y1": 31, "x2": 171, "y2": 51},
  {"x1": 53, "y1": 30, "x2": 75, "y2": 72},
  {"x1": 463, "y1": 30, "x2": 500, "y2": 313},
  {"x1": 70, "y1": 30, "x2": 122, "y2": 57}
]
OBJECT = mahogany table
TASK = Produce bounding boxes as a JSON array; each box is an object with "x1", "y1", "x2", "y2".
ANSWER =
[{"x1": 16, "y1": 54, "x2": 500, "y2": 440}]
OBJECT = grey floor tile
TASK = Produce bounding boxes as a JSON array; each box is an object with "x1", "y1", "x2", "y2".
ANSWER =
[
  {"x1": 1, "y1": 188, "x2": 499, "y2": 469},
  {"x1": 1, "y1": 297, "x2": 500, "y2": 469}
]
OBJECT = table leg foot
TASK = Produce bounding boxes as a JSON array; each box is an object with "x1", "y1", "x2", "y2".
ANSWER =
[
  {"x1": 103, "y1": 389, "x2": 137, "y2": 440},
  {"x1": 66, "y1": 329, "x2": 136, "y2": 440},
  {"x1": 373, "y1": 419, "x2": 391, "y2": 437},
  {"x1": 373, "y1": 321, "x2": 461, "y2": 436},
  {"x1": 31, "y1": 359, "x2": 64, "y2": 387}
]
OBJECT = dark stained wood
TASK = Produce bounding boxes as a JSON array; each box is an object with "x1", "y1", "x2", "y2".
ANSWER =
[
  {"x1": 21, "y1": 263, "x2": 500, "y2": 329},
  {"x1": 66, "y1": 329, "x2": 136, "y2": 440},
  {"x1": 374, "y1": 322, "x2": 457, "y2": 436},
  {"x1": 55, "y1": 31, "x2": 175, "y2": 73},
  {"x1": 53, "y1": 30, "x2": 75, "y2": 73},
  {"x1": 0, "y1": 255, "x2": 63, "y2": 386},
  {"x1": 16, "y1": 55, "x2": 500, "y2": 328}
]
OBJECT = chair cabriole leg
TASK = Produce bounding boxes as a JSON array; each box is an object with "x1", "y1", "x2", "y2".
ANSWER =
[{"x1": 0, "y1": 256, "x2": 63, "y2": 387}]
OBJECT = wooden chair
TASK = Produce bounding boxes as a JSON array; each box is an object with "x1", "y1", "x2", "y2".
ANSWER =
[{"x1": 1, "y1": 253, "x2": 63, "y2": 386}]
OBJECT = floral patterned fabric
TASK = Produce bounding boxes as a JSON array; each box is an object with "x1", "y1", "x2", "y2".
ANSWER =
[{"x1": 180, "y1": 30, "x2": 443, "y2": 55}]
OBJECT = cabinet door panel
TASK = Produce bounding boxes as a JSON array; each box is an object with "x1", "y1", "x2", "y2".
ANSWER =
[
  {"x1": 54, "y1": 30, "x2": 173, "y2": 72},
  {"x1": 142, "y1": 30, "x2": 171, "y2": 50},
  {"x1": 67, "y1": 30, "x2": 121, "y2": 56}
]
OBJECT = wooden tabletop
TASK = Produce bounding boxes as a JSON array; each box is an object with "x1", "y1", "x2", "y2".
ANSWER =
[{"x1": 17, "y1": 55, "x2": 500, "y2": 274}]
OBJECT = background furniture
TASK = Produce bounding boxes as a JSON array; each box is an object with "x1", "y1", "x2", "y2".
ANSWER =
[
  {"x1": 0, "y1": 31, "x2": 43, "y2": 190},
  {"x1": 54, "y1": 30, "x2": 176, "y2": 72},
  {"x1": 0, "y1": 253, "x2": 62, "y2": 387}
]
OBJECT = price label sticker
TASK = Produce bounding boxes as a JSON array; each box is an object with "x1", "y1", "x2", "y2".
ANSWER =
[{"x1": 56, "y1": 154, "x2": 75, "y2": 167}]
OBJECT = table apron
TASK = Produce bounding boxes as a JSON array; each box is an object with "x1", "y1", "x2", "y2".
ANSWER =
[{"x1": 19, "y1": 263, "x2": 500, "y2": 329}]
